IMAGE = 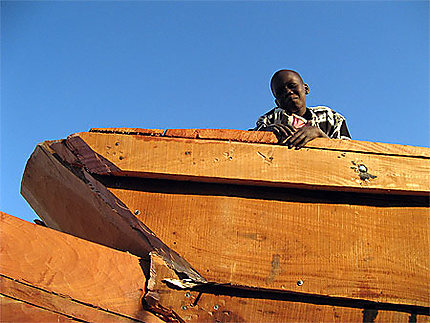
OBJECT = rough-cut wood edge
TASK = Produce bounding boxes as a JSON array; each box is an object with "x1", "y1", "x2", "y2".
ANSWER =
[
  {"x1": 90, "y1": 128, "x2": 165, "y2": 136},
  {"x1": 90, "y1": 128, "x2": 430, "y2": 159},
  {"x1": 164, "y1": 128, "x2": 278, "y2": 144},
  {"x1": 67, "y1": 132, "x2": 430, "y2": 196},
  {"x1": 21, "y1": 142, "x2": 206, "y2": 284}
]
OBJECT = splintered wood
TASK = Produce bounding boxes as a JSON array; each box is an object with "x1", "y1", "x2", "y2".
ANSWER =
[{"x1": 18, "y1": 128, "x2": 430, "y2": 322}]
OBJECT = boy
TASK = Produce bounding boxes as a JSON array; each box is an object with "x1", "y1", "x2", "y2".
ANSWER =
[{"x1": 253, "y1": 70, "x2": 351, "y2": 148}]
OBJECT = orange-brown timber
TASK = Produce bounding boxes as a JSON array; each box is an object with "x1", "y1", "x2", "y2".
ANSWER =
[
  {"x1": 144, "y1": 253, "x2": 415, "y2": 323},
  {"x1": 20, "y1": 130, "x2": 430, "y2": 318},
  {"x1": 68, "y1": 131, "x2": 430, "y2": 195},
  {"x1": 91, "y1": 127, "x2": 430, "y2": 158},
  {"x1": 20, "y1": 142, "x2": 205, "y2": 283},
  {"x1": 0, "y1": 295, "x2": 74, "y2": 323},
  {"x1": 0, "y1": 212, "x2": 162, "y2": 323},
  {"x1": 109, "y1": 182, "x2": 429, "y2": 307}
]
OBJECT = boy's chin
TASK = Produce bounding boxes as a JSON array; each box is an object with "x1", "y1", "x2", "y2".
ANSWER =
[{"x1": 283, "y1": 106, "x2": 300, "y2": 115}]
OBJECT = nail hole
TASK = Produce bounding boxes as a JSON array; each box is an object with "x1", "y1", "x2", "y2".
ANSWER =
[{"x1": 358, "y1": 164, "x2": 367, "y2": 173}]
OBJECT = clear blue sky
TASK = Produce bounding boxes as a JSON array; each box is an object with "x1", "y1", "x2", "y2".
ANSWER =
[{"x1": 2, "y1": 1, "x2": 429, "y2": 223}]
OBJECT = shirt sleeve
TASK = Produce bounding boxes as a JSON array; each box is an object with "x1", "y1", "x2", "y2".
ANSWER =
[
  {"x1": 339, "y1": 119, "x2": 351, "y2": 140},
  {"x1": 252, "y1": 109, "x2": 276, "y2": 131},
  {"x1": 330, "y1": 111, "x2": 351, "y2": 140}
]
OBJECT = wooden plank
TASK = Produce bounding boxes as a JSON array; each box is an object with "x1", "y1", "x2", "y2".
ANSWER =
[
  {"x1": 163, "y1": 128, "x2": 430, "y2": 158},
  {"x1": 0, "y1": 212, "x2": 162, "y2": 322},
  {"x1": 107, "y1": 180, "x2": 430, "y2": 307},
  {"x1": 1, "y1": 279, "x2": 137, "y2": 323},
  {"x1": 20, "y1": 139, "x2": 430, "y2": 314},
  {"x1": 23, "y1": 137, "x2": 429, "y2": 306},
  {"x1": 21, "y1": 143, "x2": 205, "y2": 283},
  {"x1": 67, "y1": 132, "x2": 430, "y2": 195},
  {"x1": 93, "y1": 128, "x2": 430, "y2": 158},
  {"x1": 418, "y1": 314, "x2": 430, "y2": 322},
  {"x1": 374, "y1": 310, "x2": 412, "y2": 322},
  {"x1": 144, "y1": 253, "x2": 421, "y2": 322},
  {"x1": 145, "y1": 253, "x2": 365, "y2": 323},
  {"x1": 0, "y1": 295, "x2": 74, "y2": 323}
]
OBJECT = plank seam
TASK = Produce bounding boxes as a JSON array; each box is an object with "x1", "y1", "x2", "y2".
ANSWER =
[
  {"x1": 0, "y1": 293, "x2": 90, "y2": 323},
  {"x1": 163, "y1": 280, "x2": 430, "y2": 316},
  {"x1": 1, "y1": 274, "x2": 145, "y2": 322}
]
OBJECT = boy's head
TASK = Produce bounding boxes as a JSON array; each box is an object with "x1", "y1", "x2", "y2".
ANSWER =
[{"x1": 270, "y1": 70, "x2": 309, "y2": 116}]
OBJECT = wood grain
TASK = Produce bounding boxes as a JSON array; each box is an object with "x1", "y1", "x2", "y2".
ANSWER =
[
  {"x1": 108, "y1": 183, "x2": 430, "y2": 307},
  {"x1": 21, "y1": 142, "x2": 205, "y2": 283},
  {"x1": 145, "y1": 253, "x2": 418, "y2": 323},
  {"x1": 1, "y1": 278, "x2": 138, "y2": 322},
  {"x1": 91, "y1": 128, "x2": 430, "y2": 158},
  {"x1": 0, "y1": 295, "x2": 74, "y2": 323},
  {"x1": 90, "y1": 127, "x2": 164, "y2": 136},
  {"x1": 0, "y1": 212, "x2": 162, "y2": 322},
  {"x1": 164, "y1": 128, "x2": 430, "y2": 158},
  {"x1": 69, "y1": 132, "x2": 430, "y2": 195}
]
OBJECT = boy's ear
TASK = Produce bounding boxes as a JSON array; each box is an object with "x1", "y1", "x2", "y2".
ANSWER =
[{"x1": 304, "y1": 83, "x2": 310, "y2": 95}]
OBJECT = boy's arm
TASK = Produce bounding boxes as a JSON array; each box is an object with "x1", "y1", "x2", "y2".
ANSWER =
[{"x1": 339, "y1": 120, "x2": 351, "y2": 140}]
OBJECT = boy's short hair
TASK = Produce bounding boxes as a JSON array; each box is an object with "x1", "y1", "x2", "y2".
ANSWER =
[{"x1": 270, "y1": 70, "x2": 304, "y2": 94}]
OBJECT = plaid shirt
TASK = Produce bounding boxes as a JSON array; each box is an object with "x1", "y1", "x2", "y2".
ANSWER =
[{"x1": 253, "y1": 106, "x2": 351, "y2": 140}]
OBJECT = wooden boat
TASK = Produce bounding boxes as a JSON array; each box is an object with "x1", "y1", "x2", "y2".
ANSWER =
[{"x1": 3, "y1": 128, "x2": 429, "y2": 322}]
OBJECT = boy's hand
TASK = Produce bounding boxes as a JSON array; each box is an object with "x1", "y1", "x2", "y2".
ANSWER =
[
  {"x1": 286, "y1": 125, "x2": 328, "y2": 149},
  {"x1": 262, "y1": 124, "x2": 296, "y2": 144}
]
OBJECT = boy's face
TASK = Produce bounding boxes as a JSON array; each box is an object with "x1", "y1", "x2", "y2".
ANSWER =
[{"x1": 271, "y1": 71, "x2": 308, "y2": 116}]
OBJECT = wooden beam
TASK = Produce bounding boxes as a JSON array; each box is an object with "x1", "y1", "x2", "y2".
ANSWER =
[
  {"x1": 143, "y1": 253, "x2": 417, "y2": 322},
  {"x1": 66, "y1": 132, "x2": 430, "y2": 195},
  {"x1": 0, "y1": 212, "x2": 162, "y2": 322},
  {"x1": 90, "y1": 128, "x2": 430, "y2": 158},
  {"x1": 20, "y1": 132, "x2": 430, "y2": 316},
  {"x1": 1, "y1": 278, "x2": 139, "y2": 322},
  {"x1": 21, "y1": 143, "x2": 205, "y2": 283},
  {"x1": 0, "y1": 295, "x2": 74, "y2": 323},
  {"x1": 107, "y1": 180, "x2": 430, "y2": 308}
]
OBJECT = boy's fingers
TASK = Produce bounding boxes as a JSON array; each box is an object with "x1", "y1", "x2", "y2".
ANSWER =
[
  {"x1": 295, "y1": 136, "x2": 311, "y2": 149},
  {"x1": 279, "y1": 124, "x2": 296, "y2": 136},
  {"x1": 288, "y1": 131, "x2": 307, "y2": 148},
  {"x1": 266, "y1": 125, "x2": 288, "y2": 144},
  {"x1": 286, "y1": 128, "x2": 305, "y2": 145},
  {"x1": 274, "y1": 125, "x2": 291, "y2": 142}
]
